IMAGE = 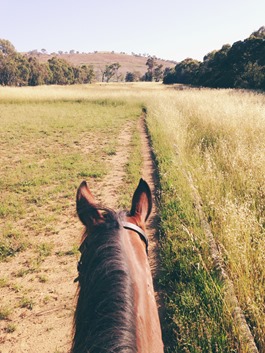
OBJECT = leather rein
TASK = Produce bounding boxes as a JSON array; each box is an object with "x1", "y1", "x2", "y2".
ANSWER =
[{"x1": 74, "y1": 222, "x2": 148, "y2": 283}]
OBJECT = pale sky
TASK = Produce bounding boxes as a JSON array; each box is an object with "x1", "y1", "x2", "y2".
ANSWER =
[{"x1": 1, "y1": 0, "x2": 264, "y2": 61}]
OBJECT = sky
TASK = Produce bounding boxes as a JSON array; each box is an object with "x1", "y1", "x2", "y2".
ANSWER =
[{"x1": 1, "y1": 0, "x2": 264, "y2": 62}]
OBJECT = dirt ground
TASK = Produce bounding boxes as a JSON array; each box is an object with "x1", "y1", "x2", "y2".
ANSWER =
[{"x1": 0, "y1": 116, "x2": 161, "y2": 353}]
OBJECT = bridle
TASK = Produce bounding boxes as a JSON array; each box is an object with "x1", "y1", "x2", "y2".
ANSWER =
[
  {"x1": 122, "y1": 222, "x2": 149, "y2": 254},
  {"x1": 74, "y1": 221, "x2": 149, "y2": 283}
]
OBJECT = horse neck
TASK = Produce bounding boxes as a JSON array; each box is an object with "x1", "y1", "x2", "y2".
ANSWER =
[
  {"x1": 123, "y1": 226, "x2": 164, "y2": 353},
  {"x1": 71, "y1": 224, "x2": 137, "y2": 353}
]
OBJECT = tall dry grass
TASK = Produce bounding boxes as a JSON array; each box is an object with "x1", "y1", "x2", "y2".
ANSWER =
[{"x1": 145, "y1": 87, "x2": 265, "y2": 352}]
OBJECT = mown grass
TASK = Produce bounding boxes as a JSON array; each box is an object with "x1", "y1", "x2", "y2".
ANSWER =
[
  {"x1": 0, "y1": 85, "x2": 144, "y2": 346},
  {"x1": 0, "y1": 86, "x2": 141, "y2": 261}
]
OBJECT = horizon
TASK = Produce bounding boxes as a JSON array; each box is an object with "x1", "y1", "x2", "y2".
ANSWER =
[{"x1": 1, "y1": 0, "x2": 265, "y2": 62}]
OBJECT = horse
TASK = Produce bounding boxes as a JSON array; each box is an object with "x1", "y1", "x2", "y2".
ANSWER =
[{"x1": 71, "y1": 178, "x2": 164, "y2": 353}]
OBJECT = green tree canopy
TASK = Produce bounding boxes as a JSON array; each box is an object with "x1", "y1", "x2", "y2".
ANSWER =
[
  {"x1": 0, "y1": 39, "x2": 16, "y2": 55},
  {"x1": 0, "y1": 39, "x2": 95, "y2": 86},
  {"x1": 102, "y1": 63, "x2": 121, "y2": 82},
  {"x1": 163, "y1": 27, "x2": 265, "y2": 90}
]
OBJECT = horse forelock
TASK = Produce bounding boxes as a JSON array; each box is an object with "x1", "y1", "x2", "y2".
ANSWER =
[{"x1": 71, "y1": 209, "x2": 137, "y2": 353}]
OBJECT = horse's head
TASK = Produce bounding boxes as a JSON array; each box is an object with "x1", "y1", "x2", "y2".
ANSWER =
[
  {"x1": 76, "y1": 178, "x2": 152, "y2": 252},
  {"x1": 73, "y1": 179, "x2": 163, "y2": 353}
]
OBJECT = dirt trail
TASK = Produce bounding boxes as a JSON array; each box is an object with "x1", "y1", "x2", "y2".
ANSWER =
[
  {"x1": 0, "y1": 116, "x2": 161, "y2": 353},
  {"x1": 94, "y1": 120, "x2": 134, "y2": 208},
  {"x1": 137, "y1": 118, "x2": 161, "y2": 278}
]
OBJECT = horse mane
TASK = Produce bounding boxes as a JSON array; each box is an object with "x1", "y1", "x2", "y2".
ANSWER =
[{"x1": 71, "y1": 208, "x2": 137, "y2": 353}]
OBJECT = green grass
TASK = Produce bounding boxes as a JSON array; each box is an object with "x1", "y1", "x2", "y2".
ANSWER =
[
  {"x1": 0, "y1": 278, "x2": 9, "y2": 288},
  {"x1": 0, "y1": 87, "x2": 141, "y2": 261},
  {"x1": 55, "y1": 245, "x2": 79, "y2": 257},
  {"x1": 0, "y1": 306, "x2": 12, "y2": 320},
  {"x1": 19, "y1": 296, "x2": 34, "y2": 310},
  {"x1": 5, "y1": 323, "x2": 17, "y2": 333},
  {"x1": 1, "y1": 84, "x2": 264, "y2": 352},
  {"x1": 37, "y1": 243, "x2": 54, "y2": 257}
]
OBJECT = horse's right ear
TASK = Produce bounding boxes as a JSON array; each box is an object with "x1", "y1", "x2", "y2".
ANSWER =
[{"x1": 76, "y1": 181, "x2": 102, "y2": 229}]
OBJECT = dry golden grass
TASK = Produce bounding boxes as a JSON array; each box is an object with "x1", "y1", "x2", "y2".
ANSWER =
[{"x1": 144, "y1": 87, "x2": 265, "y2": 352}]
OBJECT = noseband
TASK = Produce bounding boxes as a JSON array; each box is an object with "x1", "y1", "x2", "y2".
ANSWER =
[{"x1": 74, "y1": 221, "x2": 148, "y2": 283}]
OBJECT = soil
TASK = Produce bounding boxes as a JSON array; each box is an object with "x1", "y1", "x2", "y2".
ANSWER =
[{"x1": 0, "y1": 116, "x2": 161, "y2": 353}]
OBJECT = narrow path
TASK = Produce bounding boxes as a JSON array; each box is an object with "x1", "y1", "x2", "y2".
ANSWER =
[
  {"x1": 137, "y1": 116, "x2": 165, "y2": 330},
  {"x1": 137, "y1": 117, "x2": 161, "y2": 273},
  {"x1": 96, "y1": 115, "x2": 163, "y2": 288},
  {"x1": 96, "y1": 114, "x2": 164, "y2": 314},
  {"x1": 95, "y1": 120, "x2": 134, "y2": 208}
]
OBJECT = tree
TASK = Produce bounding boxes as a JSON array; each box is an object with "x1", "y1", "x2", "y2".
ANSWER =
[
  {"x1": 28, "y1": 57, "x2": 50, "y2": 86},
  {"x1": 0, "y1": 45, "x2": 30, "y2": 86},
  {"x1": 102, "y1": 62, "x2": 121, "y2": 82},
  {"x1": 75, "y1": 65, "x2": 95, "y2": 84},
  {"x1": 163, "y1": 68, "x2": 176, "y2": 84},
  {"x1": 0, "y1": 39, "x2": 16, "y2": 55},
  {"x1": 143, "y1": 57, "x2": 164, "y2": 82},
  {"x1": 153, "y1": 64, "x2": 164, "y2": 82},
  {"x1": 250, "y1": 26, "x2": 265, "y2": 39},
  {"x1": 163, "y1": 27, "x2": 265, "y2": 90},
  {"x1": 16, "y1": 54, "x2": 30, "y2": 85},
  {"x1": 0, "y1": 38, "x2": 96, "y2": 87},
  {"x1": 0, "y1": 55, "x2": 18, "y2": 85},
  {"x1": 163, "y1": 58, "x2": 200, "y2": 85},
  {"x1": 145, "y1": 57, "x2": 156, "y2": 81},
  {"x1": 125, "y1": 71, "x2": 141, "y2": 82},
  {"x1": 48, "y1": 57, "x2": 75, "y2": 84}
]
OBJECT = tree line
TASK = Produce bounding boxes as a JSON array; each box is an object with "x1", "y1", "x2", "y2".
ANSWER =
[
  {"x1": 163, "y1": 27, "x2": 265, "y2": 91},
  {"x1": 0, "y1": 39, "x2": 171, "y2": 86},
  {"x1": 0, "y1": 39, "x2": 95, "y2": 86}
]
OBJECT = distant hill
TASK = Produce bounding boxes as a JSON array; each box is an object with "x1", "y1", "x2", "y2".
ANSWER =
[{"x1": 29, "y1": 51, "x2": 177, "y2": 81}]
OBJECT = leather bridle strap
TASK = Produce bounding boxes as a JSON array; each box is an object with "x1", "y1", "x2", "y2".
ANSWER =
[
  {"x1": 74, "y1": 221, "x2": 149, "y2": 282},
  {"x1": 122, "y1": 221, "x2": 149, "y2": 255}
]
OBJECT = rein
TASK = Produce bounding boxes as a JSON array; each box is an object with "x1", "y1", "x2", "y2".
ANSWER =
[{"x1": 74, "y1": 222, "x2": 148, "y2": 283}]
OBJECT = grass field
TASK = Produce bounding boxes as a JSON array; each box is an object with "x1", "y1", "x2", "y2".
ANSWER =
[
  {"x1": 0, "y1": 84, "x2": 144, "y2": 352},
  {"x1": 144, "y1": 87, "x2": 265, "y2": 352},
  {"x1": 0, "y1": 85, "x2": 141, "y2": 257},
  {"x1": 0, "y1": 83, "x2": 264, "y2": 352}
]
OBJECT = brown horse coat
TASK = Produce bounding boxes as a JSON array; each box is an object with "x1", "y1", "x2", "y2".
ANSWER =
[{"x1": 72, "y1": 179, "x2": 163, "y2": 353}]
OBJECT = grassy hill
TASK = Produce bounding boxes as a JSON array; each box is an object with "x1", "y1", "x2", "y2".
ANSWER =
[{"x1": 30, "y1": 51, "x2": 176, "y2": 81}]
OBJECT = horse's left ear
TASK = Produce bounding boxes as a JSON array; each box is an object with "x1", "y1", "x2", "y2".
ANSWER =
[
  {"x1": 76, "y1": 181, "x2": 102, "y2": 230},
  {"x1": 130, "y1": 178, "x2": 152, "y2": 223}
]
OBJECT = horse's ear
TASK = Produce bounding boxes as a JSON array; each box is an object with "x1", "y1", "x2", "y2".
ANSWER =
[
  {"x1": 130, "y1": 178, "x2": 152, "y2": 223},
  {"x1": 76, "y1": 181, "x2": 102, "y2": 229}
]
